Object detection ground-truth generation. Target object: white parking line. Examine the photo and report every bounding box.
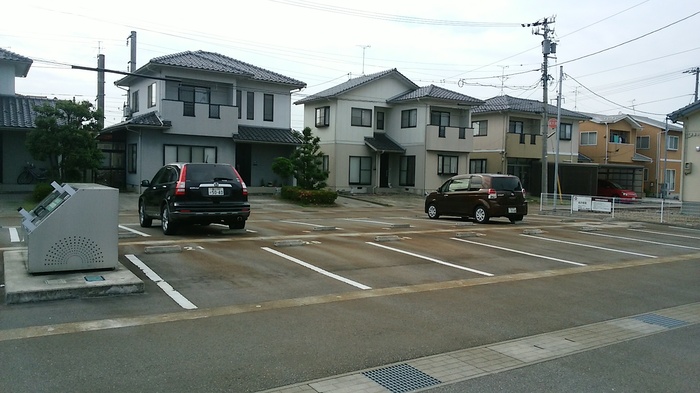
[629,228,700,240]
[124,254,197,309]
[581,231,700,250]
[9,227,20,243]
[366,242,494,276]
[119,225,151,237]
[262,247,371,290]
[342,218,394,226]
[451,237,587,266]
[520,234,657,258]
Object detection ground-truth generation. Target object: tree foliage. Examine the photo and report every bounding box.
[273,127,328,190]
[26,100,103,182]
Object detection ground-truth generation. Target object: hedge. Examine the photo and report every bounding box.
[280,186,338,205]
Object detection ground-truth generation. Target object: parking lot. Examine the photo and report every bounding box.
[1,193,700,392]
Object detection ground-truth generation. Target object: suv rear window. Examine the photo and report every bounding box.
[186,164,238,183]
[491,177,522,192]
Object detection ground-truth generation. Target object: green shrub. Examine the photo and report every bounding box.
[32,182,53,202]
[280,186,337,205]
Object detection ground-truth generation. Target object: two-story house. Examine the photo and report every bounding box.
[99,50,306,191]
[294,69,483,195]
[470,95,590,193]
[578,113,655,196]
[0,48,54,192]
[628,115,683,198]
[669,100,700,209]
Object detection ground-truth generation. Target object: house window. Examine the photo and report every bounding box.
[376,111,385,130]
[209,104,220,119]
[349,156,372,185]
[131,90,139,113]
[236,90,242,119]
[263,94,274,122]
[580,131,597,145]
[667,135,679,150]
[164,145,217,165]
[399,156,416,186]
[636,135,650,149]
[431,111,450,138]
[401,109,417,128]
[315,106,330,127]
[127,143,137,174]
[247,91,254,120]
[665,169,676,191]
[470,159,487,173]
[459,127,466,139]
[559,123,572,140]
[643,168,649,181]
[438,155,458,175]
[322,155,329,173]
[509,120,523,134]
[179,85,210,117]
[472,120,487,136]
[147,83,156,108]
[351,108,372,127]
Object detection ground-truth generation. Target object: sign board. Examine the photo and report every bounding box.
[572,195,612,213]
[548,118,557,129]
[572,195,591,212]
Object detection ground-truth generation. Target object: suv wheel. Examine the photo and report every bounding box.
[139,201,152,228]
[161,205,177,235]
[427,204,440,219]
[474,205,489,224]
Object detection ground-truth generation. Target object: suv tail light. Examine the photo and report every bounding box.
[487,188,497,199]
[175,165,187,196]
[232,165,248,196]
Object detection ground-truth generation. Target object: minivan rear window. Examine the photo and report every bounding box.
[491,177,522,191]
[186,164,238,183]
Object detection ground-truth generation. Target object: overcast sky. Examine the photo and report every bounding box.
[3,0,699,129]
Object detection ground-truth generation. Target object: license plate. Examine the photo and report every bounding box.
[508,207,517,214]
[208,187,224,196]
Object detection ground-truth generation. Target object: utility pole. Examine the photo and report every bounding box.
[684,67,699,102]
[524,17,556,196]
[127,31,137,72]
[357,45,370,75]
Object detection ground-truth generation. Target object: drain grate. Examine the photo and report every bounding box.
[633,313,688,329]
[362,363,441,393]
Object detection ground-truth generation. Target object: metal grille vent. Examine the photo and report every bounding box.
[43,236,105,267]
[362,364,441,393]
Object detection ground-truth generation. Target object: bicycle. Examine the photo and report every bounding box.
[17,162,49,184]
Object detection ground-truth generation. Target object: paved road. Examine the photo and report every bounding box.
[1,192,699,392]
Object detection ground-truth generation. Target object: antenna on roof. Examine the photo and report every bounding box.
[357,45,371,75]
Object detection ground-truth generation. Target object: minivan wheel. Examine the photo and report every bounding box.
[474,206,489,224]
[139,201,152,228]
[427,204,440,219]
[161,205,177,235]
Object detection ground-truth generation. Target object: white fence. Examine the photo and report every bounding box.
[539,193,700,226]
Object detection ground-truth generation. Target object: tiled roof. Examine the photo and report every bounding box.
[472,95,590,120]
[149,51,306,88]
[388,85,483,105]
[668,100,700,122]
[294,69,417,105]
[630,114,683,132]
[581,112,643,130]
[233,126,303,145]
[0,95,55,129]
[0,48,32,77]
[99,111,171,135]
[364,133,405,153]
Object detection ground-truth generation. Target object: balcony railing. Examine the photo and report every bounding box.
[425,125,472,152]
[505,133,542,159]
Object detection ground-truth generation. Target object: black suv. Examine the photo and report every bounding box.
[425,174,527,223]
[139,163,250,234]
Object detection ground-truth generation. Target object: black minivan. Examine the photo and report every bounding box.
[139,163,250,234]
[425,174,527,223]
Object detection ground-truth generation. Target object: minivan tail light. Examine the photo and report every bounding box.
[175,165,187,196]
[487,188,497,199]
[232,165,248,196]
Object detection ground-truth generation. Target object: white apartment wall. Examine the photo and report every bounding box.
[681,113,700,203]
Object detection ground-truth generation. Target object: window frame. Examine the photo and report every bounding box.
[667,135,679,151]
[163,144,218,165]
[376,111,385,130]
[349,156,372,185]
[437,155,458,175]
[472,120,487,136]
[236,90,242,119]
[315,106,330,127]
[509,120,524,134]
[636,135,650,150]
[665,168,676,191]
[147,82,156,108]
[559,123,572,141]
[246,91,255,120]
[351,108,372,127]
[399,155,416,186]
[401,109,417,128]
[580,131,597,146]
[469,159,487,173]
[127,143,137,174]
[263,93,274,122]
[131,90,139,113]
